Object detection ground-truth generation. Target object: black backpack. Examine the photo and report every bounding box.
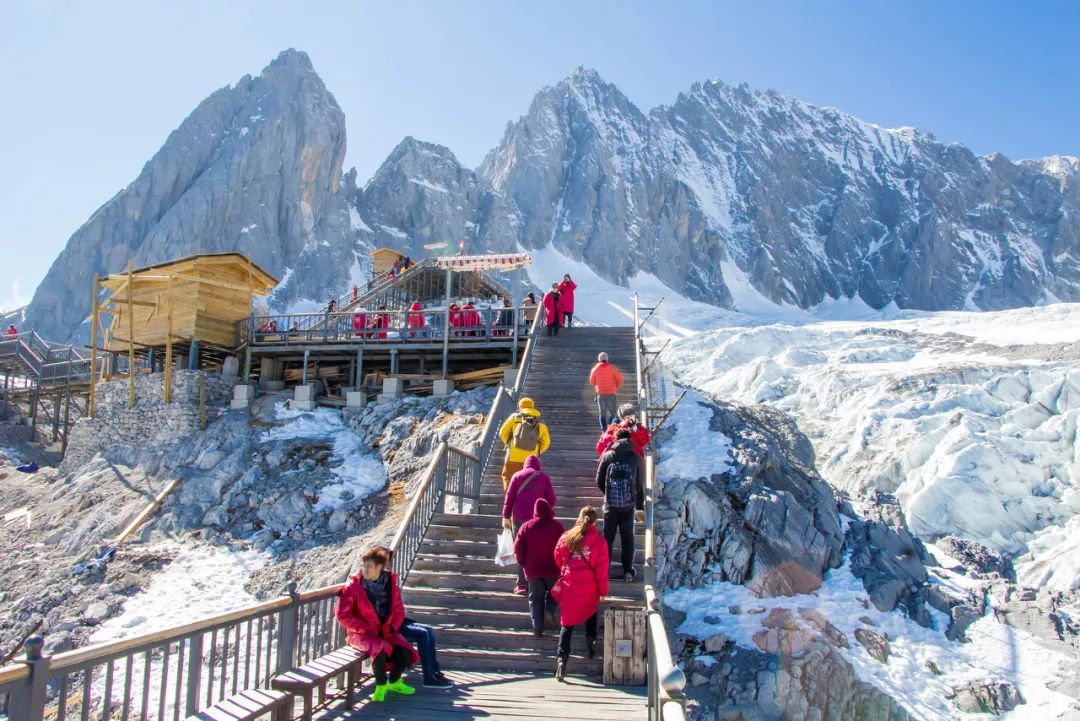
[605,460,635,509]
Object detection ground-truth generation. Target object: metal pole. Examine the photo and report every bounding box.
[511,307,520,367]
[302,349,310,385]
[244,314,253,382]
[442,268,452,377]
[89,273,99,418]
[356,348,364,392]
[164,295,173,404]
[126,259,135,408]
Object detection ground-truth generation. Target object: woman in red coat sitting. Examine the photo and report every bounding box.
[552,505,609,681]
[335,546,419,703]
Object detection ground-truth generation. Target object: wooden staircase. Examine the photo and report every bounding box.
[401,326,642,677]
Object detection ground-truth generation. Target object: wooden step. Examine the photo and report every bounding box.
[401,587,639,614]
[406,570,640,596]
[434,647,602,675]
[411,554,645,578]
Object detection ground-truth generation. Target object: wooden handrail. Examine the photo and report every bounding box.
[47,596,293,674]
[0,663,27,685]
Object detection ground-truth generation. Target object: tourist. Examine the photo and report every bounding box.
[5,324,16,336]
[496,298,514,336]
[498,397,551,490]
[448,303,463,337]
[596,403,651,457]
[514,498,565,637]
[557,274,577,328]
[589,352,624,431]
[596,428,644,582]
[406,301,425,337]
[327,297,337,314]
[522,293,538,325]
[502,455,556,594]
[352,284,359,302]
[553,506,608,681]
[542,284,561,337]
[335,546,419,703]
[462,301,480,337]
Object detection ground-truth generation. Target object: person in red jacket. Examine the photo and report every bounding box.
[514,498,565,637]
[557,274,577,328]
[596,403,651,457]
[406,302,425,337]
[448,303,463,337]
[542,284,561,337]
[462,302,480,337]
[589,352,624,431]
[6,324,17,336]
[335,546,419,703]
[553,505,609,681]
[502,455,557,594]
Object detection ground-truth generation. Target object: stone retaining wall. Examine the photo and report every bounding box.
[62,370,238,472]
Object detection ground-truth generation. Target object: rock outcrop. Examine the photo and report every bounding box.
[656,399,844,596]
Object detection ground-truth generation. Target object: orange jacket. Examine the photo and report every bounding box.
[589,361,624,395]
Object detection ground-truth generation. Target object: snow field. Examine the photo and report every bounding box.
[264,402,387,512]
[659,306,1080,591]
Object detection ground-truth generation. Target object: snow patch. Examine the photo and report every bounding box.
[657,390,734,481]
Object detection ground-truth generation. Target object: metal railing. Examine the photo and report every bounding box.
[238,306,530,348]
[0,303,549,721]
[635,294,687,721]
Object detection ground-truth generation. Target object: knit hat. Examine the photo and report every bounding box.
[618,403,636,419]
[518,397,536,411]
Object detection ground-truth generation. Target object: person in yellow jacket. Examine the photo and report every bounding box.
[498,397,551,490]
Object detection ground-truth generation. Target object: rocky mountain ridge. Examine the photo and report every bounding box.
[21,52,1080,342]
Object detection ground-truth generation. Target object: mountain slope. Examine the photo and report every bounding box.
[478,71,1080,312]
[25,49,360,341]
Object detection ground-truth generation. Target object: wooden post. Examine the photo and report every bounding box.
[89,273,99,418]
[164,286,173,404]
[198,375,206,430]
[126,260,135,408]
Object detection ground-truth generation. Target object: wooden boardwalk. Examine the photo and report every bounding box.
[323,326,648,717]
[322,670,646,720]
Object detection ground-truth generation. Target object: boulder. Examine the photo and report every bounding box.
[946,682,1024,714]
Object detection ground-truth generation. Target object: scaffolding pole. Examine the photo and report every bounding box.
[126,260,135,408]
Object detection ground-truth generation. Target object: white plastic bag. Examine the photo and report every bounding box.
[494,528,516,567]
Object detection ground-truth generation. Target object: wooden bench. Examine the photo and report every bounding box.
[272,647,367,721]
[187,688,292,721]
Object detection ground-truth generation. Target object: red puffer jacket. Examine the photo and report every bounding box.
[596,419,651,457]
[557,279,577,313]
[542,292,560,325]
[514,498,565,581]
[553,525,610,626]
[335,572,419,666]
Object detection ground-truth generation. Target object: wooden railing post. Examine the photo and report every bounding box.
[185,633,204,717]
[276,582,300,674]
[8,636,48,721]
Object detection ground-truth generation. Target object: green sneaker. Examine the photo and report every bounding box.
[372,684,388,703]
[387,679,416,696]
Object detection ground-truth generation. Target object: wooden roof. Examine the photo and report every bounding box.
[370,247,406,258]
[100,253,278,294]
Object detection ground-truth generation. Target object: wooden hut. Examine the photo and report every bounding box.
[98,253,278,353]
[370,247,407,275]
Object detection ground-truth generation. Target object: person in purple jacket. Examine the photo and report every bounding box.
[514,498,566,636]
[501,454,556,594]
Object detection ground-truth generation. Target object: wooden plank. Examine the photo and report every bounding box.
[603,609,614,683]
[630,609,646,685]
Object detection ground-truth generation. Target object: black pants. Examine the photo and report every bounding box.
[558,613,598,658]
[547,322,559,336]
[527,577,557,633]
[562,311,573,327]
[372,644,411,685]
[604,507,636,575]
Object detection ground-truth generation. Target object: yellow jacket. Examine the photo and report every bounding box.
[499,410,551,463]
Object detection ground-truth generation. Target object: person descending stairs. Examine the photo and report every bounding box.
[400,325,642,677]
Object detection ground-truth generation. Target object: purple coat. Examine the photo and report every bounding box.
[502,455,556,523]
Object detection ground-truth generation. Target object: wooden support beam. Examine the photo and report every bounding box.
[127,260,136,408]
[89,273,99,418]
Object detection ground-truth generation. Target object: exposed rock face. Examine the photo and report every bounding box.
[936,535,1015,581]
[843,492,936,627]
[24,49,360,342]
[25,60,1080,342]
[946,682,1024,714]
[656,400,844,596]
[480,68,1080,312]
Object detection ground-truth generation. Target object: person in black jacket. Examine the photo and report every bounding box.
[595,428,645,581]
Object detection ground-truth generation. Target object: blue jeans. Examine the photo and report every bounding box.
[400,618,440,680]
[597,394,618,431]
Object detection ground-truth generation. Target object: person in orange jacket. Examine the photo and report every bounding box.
[588,352,624,431]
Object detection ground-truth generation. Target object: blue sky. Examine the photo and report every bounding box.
[1,0,1078,315]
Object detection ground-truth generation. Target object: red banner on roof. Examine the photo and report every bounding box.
[434,253,532,272]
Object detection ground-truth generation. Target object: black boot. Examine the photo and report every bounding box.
[587,637,598,659]
[555,655,567,682]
